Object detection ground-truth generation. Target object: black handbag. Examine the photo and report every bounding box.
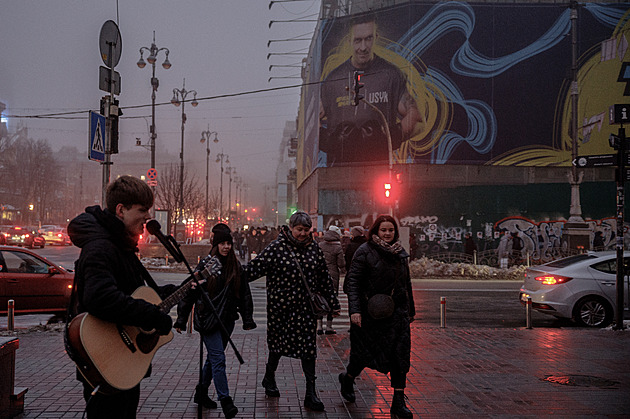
[367,290,395,319]
[291,251,331,317]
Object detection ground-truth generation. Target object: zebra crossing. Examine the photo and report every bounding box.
[167,280,352,332]
[246,281,352,331]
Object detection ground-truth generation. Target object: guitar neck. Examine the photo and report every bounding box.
[158,279,195,313]
[156,259,220,313]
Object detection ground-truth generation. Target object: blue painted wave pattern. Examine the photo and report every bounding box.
[427,68,497,164]
[389,1,624,164]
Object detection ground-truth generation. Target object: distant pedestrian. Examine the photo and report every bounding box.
[341,230,352,253]
[464,232,477,257]
[593,231,605,250]
[318,226,346,334]
[511,232,523,264]
[344,226,366,268]
[246,228,260,260]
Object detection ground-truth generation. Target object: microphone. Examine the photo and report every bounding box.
[146,220,184,263]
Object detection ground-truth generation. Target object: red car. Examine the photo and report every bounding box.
[2,226,46,248]
[0,246,73,317]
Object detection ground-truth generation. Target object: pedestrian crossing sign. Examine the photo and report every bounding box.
[89,111,106,162]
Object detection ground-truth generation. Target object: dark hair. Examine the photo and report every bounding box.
[349,13,377,29]
[289,211,312,228]
[210,243,241,298]
[105,175,153,212]
[367,215,399,243]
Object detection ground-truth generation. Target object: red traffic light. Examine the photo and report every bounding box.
[384,182,392,199]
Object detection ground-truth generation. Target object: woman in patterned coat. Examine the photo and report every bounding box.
[244,211,340,411]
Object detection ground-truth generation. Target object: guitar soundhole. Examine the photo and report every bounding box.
[136,332,160,354]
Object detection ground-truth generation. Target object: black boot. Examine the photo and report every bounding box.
[262,364,280,397]
[220,396,238,419]
[338,372,356,402]
[193,384,217,409]
[304,379,325,411]
[390,390,413,418]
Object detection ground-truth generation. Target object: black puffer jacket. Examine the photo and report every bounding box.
[344,240,415,374]
[67,206,174,330]
[174,254,256,334]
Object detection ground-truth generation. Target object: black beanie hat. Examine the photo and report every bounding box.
[212,223,233,247]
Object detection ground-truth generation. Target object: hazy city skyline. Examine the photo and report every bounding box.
[0,1,319,201]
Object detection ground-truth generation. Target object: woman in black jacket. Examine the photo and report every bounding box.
[174,224,256,419]
[340,215,415,418]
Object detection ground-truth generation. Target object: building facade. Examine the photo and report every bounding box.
[295,0,630,256]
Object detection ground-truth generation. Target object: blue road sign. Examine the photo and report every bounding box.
[89,111,106,162]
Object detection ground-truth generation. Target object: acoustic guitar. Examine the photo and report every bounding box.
[66,257,221,394]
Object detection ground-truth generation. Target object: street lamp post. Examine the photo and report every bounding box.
[226,167,236,223]
[200,126,219,221]
[137,32,171,198]
[216,152,229,222]
[234,176,241,226]
[171,79,198,241]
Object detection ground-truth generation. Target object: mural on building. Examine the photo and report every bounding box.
[298,2,630,184]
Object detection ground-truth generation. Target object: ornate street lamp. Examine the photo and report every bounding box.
[216,152,229,221]
[137,32,171,185]
[171,79,198,241]
[200,126,219,221]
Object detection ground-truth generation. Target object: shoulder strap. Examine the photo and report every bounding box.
[132,253,161,292]
[289,249,315,299]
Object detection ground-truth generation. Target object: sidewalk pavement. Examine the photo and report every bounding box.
[6,322,630,418]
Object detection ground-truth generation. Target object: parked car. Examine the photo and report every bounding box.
[519,251,630,327]
[0,245,73,316]
[41,225,71,246]
[3,226,46,248]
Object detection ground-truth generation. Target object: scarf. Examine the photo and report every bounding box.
[282,225,313,249]
[372,234,404,254]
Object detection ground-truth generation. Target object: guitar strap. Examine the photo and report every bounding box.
[133,255,161,292]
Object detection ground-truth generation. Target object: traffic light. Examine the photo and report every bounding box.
[384,182,392,201]
[110,99,122,154]
[352,71,364,106]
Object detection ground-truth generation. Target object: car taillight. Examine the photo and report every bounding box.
[57,233,62,237]
[535,274,572,285]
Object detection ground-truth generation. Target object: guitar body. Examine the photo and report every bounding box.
[67,286,174,393]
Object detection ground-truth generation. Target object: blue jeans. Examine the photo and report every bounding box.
[201,322,235,400]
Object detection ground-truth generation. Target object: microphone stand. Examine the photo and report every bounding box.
[154,232,244,419]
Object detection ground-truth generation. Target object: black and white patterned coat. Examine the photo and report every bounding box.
[244,226,340,359]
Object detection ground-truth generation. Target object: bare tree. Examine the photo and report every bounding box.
[1,134,61,224]
[156,164,205,231]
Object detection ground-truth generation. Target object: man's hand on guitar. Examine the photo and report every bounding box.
[155,312,173,335]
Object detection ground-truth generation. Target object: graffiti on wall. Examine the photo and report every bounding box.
[321,213,627,259]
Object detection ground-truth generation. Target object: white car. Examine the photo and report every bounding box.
[519,251,629,327]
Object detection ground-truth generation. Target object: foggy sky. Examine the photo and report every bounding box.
[0,0,319,200]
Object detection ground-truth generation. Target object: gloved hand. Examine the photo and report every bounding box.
[155,312,173,335]
[242,320,257,330]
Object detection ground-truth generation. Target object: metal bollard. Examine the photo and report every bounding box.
[8,299,15,331]
[473,250,477,265]
[526,251,530,267]
[440,297,446,328]
[187,305,194,334]
[526,297,533,329]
